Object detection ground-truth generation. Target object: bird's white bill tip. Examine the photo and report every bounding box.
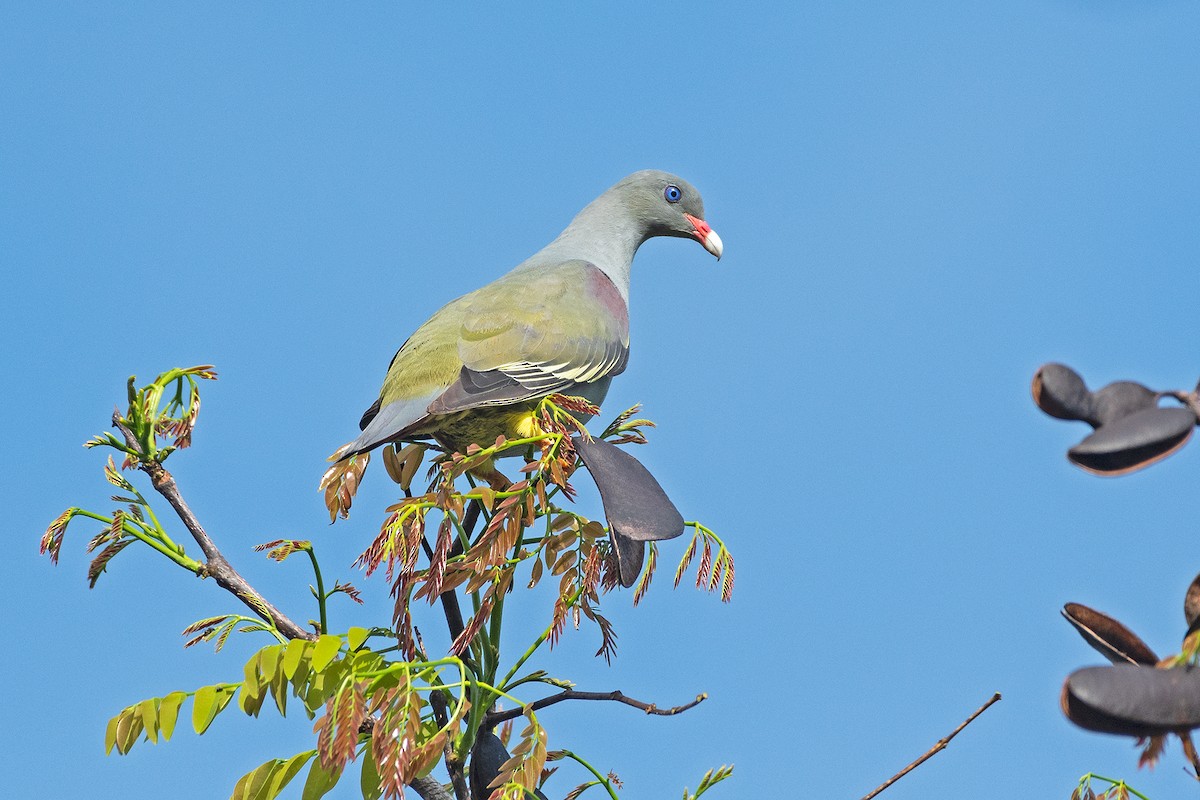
[703,228,724,260]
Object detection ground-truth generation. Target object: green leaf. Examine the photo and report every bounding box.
[214,685,237,715]
[259,644,283,682]
[292,656,313,702]
[283,638,309,680]
[347,627,369,651]
[311,634,343,673]
[360,745,382,800]
[104,714,119,756]
[158,692,186,741]
[351,649,384,673]
[193,686,217,734]
[231,759,280,800]
[115,707,144,754]
[302,659,348,713]
[240,678,267,717]
[301,758,342,800]
[269,663,289,717]
[193,685,235,734]
[266,751,316,799]
[139,698,159,744]
[244,652,265,702]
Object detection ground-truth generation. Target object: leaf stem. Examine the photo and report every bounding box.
[305,545,329,635]
[74,509,202,572]
[1079,774,1151,800]
[555,750,620,800]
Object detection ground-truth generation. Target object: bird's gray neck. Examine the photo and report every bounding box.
[529,193,649,303]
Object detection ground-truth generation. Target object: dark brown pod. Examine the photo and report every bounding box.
[1062,603,1159,665]
[469,731,548,800]
[1068,407,1195,476]
[1185,573,1200,635]
[1062,664,1200,737]
[1032,363,1092,421]
[573,436,685,587]
[1088,381,1160,427]
[610,533,647,589]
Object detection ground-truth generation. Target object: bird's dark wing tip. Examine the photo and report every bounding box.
[359,398,382,431]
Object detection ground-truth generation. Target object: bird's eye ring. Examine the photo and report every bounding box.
[663,184,682,203]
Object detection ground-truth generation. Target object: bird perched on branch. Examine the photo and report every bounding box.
[323,170,721,526]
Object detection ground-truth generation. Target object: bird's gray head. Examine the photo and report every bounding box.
[603,170,723,259]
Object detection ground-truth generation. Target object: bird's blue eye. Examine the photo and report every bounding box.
[664,184,682,203]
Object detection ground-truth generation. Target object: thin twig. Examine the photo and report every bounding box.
[484,689,708,727]
[112,414,315,641]
[859,692,1001,800]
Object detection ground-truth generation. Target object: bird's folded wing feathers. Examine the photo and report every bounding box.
[430,261,630,413]
[346,261,629,455]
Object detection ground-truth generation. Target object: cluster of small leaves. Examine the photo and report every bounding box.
[87,365,216,465]
[355,398,614,660]
[41,366,217,578]
[682,765,735,800]
[41,456,200,577]
[1071,774,1149,800]
[108,629,472,800]
[539,516,618,662]
[321,450,371,522]
[182,613,283,651]
[672,523,736,604]
[353,398,734,670]
[598,404,656,445]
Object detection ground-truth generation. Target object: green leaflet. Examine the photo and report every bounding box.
[259,645,283,682]
[267,751,316,799]
[231,759,279,800]
[269,663,289,717]
[104,715,118,756]
[239,679,267,717]
[282,638,309,680]
[347,627,370,651]
[113,707,143,755]
[360,745,383,800]
[139,698,159,744]
[311,634,343,673]
[243,650,265,702]
[192,686,217,733]
[193,685,235,735]
[223,749,317,799]
[301,757,342,800]
[158,692,186,741]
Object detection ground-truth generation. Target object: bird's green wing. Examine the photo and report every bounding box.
[429,260,629,414]
[346,260,628,456]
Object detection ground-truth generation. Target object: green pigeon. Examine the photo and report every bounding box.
[339,170,722,461]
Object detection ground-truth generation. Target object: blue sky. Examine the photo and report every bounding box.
[5,2,1200,798]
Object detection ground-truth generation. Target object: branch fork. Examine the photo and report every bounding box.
[112,412,314,642]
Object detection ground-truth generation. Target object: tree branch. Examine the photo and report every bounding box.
[484,689,708,728]
[859,692,1001,800]
[112,413,315,641]
[409,775,453,800]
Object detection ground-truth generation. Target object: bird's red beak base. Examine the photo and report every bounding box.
[684,213,723,260]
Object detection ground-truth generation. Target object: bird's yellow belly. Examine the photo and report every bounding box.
[430,404,544,453]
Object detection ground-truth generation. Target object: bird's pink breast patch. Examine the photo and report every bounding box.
[586,267,629,337]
